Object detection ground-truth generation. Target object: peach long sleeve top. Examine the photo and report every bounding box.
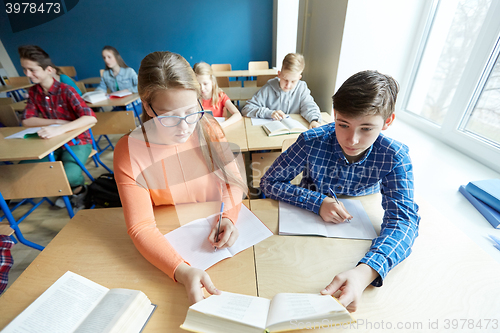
[113,127,244,280]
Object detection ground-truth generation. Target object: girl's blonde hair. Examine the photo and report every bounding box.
[138,51,247,195]
[193,61,222,107]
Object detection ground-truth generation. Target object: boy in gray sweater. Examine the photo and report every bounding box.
[241,53,322,129]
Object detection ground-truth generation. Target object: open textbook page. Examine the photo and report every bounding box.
[279,199,377,240]
[180,291,355,333]
[1,271,155,333]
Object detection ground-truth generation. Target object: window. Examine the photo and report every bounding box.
[401,0,500,172]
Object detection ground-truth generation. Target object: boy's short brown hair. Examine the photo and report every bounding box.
[282,53,305,74]
[333,70,399,120]
[18,45,56,70]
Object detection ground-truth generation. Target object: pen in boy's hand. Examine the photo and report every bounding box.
[328,188,351,223]
[214,202,224,252]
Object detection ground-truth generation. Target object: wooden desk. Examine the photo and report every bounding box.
[88,93,142,124]
[0,201,255,332]
[221,86,260,100]
[213,69,278,78]
[10,100,26,112]
[0,126,93,161]
[0,82,33,94]
[244,112,332,151]
[251,196,500,332]
[221,118,248,153]
[86,93,140,108]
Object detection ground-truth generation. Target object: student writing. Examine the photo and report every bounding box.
[18,45,96,197]
[241,53,322,129]
[113,51,247,305]
[95,46,138,94]
[193,61,242,128]
[260,70,420,312]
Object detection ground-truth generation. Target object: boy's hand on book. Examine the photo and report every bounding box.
[319,197,353,223]
[174,263,221,305]
[271,110,286,120]
[320,264,379,312]
[208,217,239,249]
[309,120,321,129]
[37,125,64,139]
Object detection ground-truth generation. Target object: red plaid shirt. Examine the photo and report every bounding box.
[22,79,96,145]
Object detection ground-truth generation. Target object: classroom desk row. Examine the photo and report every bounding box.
[1,194,499,332]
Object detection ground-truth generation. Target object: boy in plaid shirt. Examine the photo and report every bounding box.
[18,45,96,193]
[261,70,420,312]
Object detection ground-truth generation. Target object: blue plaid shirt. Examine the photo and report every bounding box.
[260,124,420,286]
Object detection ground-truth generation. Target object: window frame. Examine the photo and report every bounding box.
[397,0,500,173]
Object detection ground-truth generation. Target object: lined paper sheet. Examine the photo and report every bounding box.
[250,118,274,126]
[164,205,272,270]
[279,199,377,240]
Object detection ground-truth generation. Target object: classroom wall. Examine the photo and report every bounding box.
[0,0,273,80]
[335,0,430,112]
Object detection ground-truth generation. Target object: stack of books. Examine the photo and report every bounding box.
[459,179,500,228]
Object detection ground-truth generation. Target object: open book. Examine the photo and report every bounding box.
[1,271,156,333]
[165,205,272,270]
[279,200,377,240]
[180,291,355,333]
[82,91,108,104]
[4,124,61,139]
[263,117,307,137]
[109,90,133,98]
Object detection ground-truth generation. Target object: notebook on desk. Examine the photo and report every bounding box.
[279,200,377,240]
[164,205,273,270]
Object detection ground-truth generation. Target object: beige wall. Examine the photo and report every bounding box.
[0,39,19,78]
[297,0,348,113]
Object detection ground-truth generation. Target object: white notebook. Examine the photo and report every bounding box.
[165,205,272,270]
[279,200,377,240]
[263,117,307,137]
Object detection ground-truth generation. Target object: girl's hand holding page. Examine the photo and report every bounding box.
[174,263,221,305]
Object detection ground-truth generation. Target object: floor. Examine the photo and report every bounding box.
[3,119,500,293]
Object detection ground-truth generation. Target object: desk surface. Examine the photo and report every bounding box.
[0,83,33,94]
[221,117,248,152]
[244,112,332,151]
[251,196,500,332]
[87,93,140,108]
[0,125,93,161]
[213,69,278,78]
[0,201,255,332]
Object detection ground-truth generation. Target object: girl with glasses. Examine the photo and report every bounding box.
[113,51,247,305]
[193,61,242,128]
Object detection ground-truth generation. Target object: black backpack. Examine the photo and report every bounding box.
[84,173,122,208]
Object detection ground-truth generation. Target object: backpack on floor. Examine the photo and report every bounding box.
[84,173,121,208]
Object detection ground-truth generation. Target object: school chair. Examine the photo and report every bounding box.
[75,81,87,94]
[245,61,270,87]
[59,66,78,81]
[0,104,21,127]
[248,61,269,71]
[0,161,73,250]
[212,64,241,88]
[5,77,30,101]
[257,75,277,87]
[89,111,136,173]
[0,98,14,105]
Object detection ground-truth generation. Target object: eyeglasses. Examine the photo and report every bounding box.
[149,100,205,127]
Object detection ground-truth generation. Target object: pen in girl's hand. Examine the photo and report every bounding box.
[214,202,224,252]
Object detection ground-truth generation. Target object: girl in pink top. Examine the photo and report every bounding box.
[113,51,247,304]
[193,62,242,128]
